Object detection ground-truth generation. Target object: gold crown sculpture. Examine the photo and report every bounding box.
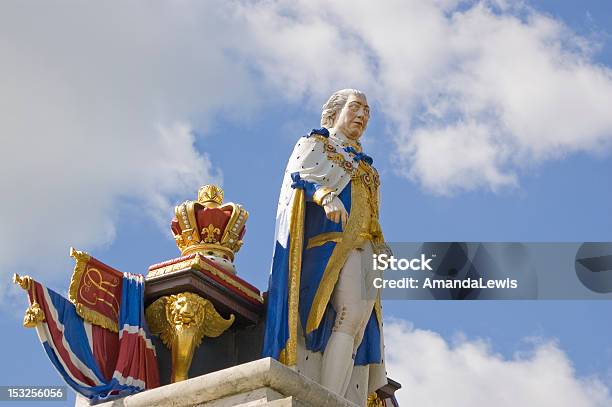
[171,185,248,262]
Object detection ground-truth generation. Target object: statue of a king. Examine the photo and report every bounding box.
[263,89,387,406]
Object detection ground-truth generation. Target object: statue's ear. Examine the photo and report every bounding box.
[329,113,336,127]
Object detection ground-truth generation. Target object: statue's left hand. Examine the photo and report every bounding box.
[323,196,348,228]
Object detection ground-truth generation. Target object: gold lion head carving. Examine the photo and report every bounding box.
[145,292,235,348]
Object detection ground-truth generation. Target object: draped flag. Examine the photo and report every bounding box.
[15,249,159,402]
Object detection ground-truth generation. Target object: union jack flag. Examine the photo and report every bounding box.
[22,272,159,402]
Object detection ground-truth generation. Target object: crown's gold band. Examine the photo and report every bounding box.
[182,243,235,261]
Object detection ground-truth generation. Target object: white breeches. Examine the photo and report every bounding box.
[330,247,377,350]
[321,244,380,403]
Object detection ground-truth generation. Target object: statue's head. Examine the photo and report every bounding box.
[321,89,369,140]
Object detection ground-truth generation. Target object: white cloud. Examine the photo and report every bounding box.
[385,319,612,406]
[0,2,254,290]
[234,0,612,195]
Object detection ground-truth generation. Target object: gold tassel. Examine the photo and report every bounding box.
[23,301,45,327]
[13,273,45,328]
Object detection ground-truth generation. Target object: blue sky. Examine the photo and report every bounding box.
[1,1,612,406]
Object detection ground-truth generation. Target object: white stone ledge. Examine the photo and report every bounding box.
[90,358,356,407]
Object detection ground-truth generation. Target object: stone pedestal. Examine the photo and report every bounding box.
[79,358,358,407]
[143,253,266,385]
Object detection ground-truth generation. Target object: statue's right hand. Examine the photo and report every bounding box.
[323,197,348,228]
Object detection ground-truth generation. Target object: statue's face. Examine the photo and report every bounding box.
[334,94,370,140]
